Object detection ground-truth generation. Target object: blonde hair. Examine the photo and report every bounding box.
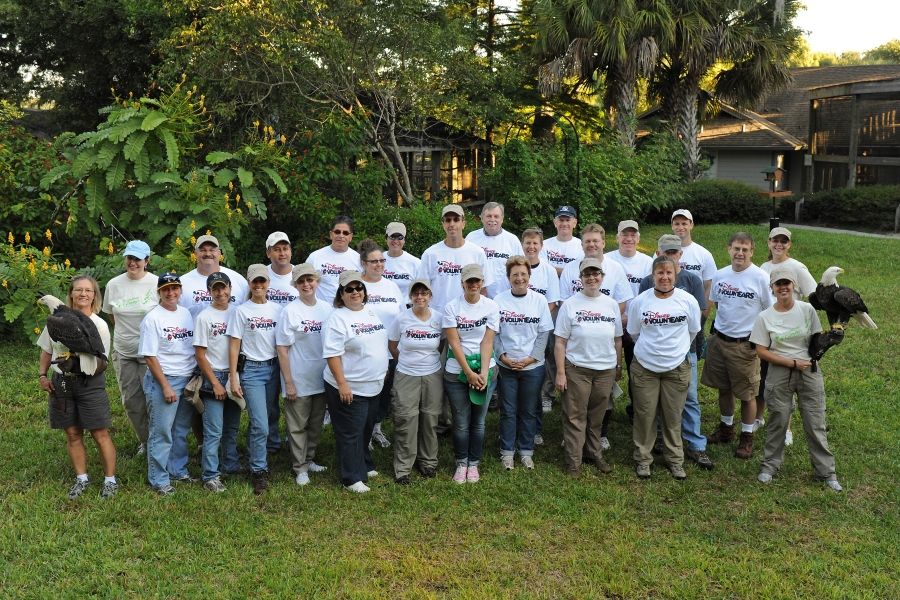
[505,255,531,277]
[69,275,102,314]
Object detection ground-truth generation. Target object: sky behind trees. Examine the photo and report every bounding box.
[790,0,894,54]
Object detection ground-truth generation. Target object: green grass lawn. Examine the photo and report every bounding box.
[1,224,897,598]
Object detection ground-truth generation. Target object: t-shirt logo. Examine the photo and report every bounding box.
[351,322,385,335]
[546,250,575,265]
[641,310,687,325]
[112,290,155,309]
[500,310,539,324]
[211,322,227,337]
[574,310,615,324]
[681,262,701,271]
[367,294,398,304]
[717,282,756,299]
[320,263,347,276]
[384,270,410,281]
[300,319,323,333]
[529,284,548,296]
[248,316,276,330]
[163,326,193,341]
[483,247,511,260]
[571,279,584,293]
[436,260,463,275]
[405,328,441,340]
[456,315,488,330]
[192,289,236,304]
[267,289,297,304]
[627,274,642,284]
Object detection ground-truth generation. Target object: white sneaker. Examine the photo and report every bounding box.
[308,462,328,473]
[521,456,535,470]
[367,470,379,478]
[344,481,370,493]
[322,410,331,426]
[785,429,794,446]
[533,434,544,446]
[136,443,146,457]
[541,398,552,414]
[600,437,611,451]
[758,471,773,484]
[371,427,391,448]
[295,472,311,486]
[501,455,514,470]
[753,418,765,433]
[825,478,843,492]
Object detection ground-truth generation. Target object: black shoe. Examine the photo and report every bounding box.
[395,475,411,485]
[416,465,437,478]
[251,472,269,495]
[652,437,664,455]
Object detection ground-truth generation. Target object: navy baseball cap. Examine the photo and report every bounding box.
[206,271,232,290]
[157,272,181,289]
[555,205,577,218]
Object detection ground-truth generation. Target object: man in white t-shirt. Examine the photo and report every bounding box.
[265,231,297,307]
[541,205,583,275]
[671,209,717,301]
[416,204,491,313]
[383,221,421,299]
[465,202,523,298]
[702,232,772,459]
[306,215,361,303]
[178,235,249,318]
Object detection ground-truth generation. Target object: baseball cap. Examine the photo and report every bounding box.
[617,220,640,233]
[195,234,220,250]
[657,234,683,252]
[338,270,364,287]
[461,264,484,281]
[386,222,407,237]
[122,240,151,260]
[768,227,792,240]
[671,209,693,222]
[157,272,181,289]
[291,263,318,283]
[441,204,465,218]
[555,205,577,218]
[579,257,605,274]
[408,279,432,297]
[206,272,231,290]
[769,265,798,286]
[246,263,270,282]
[266,231,290,248]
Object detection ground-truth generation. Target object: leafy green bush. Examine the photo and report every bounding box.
[792,185,900,232]
[646,179,771,224]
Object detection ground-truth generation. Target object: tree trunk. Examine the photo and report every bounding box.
[607,59,638,149]
[673,73,702,180]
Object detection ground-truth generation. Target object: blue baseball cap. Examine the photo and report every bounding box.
[157,272,181,290]
[122,240,152,259]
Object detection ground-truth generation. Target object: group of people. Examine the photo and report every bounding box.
[37,202,843,498]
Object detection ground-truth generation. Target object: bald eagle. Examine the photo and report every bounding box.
[808,266,877,331]
[38,295,108,375]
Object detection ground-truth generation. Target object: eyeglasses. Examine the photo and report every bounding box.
[389,234,405,240]
[72,288,95,294]
[343,285,365,294]
[332,229,352,236]
[580,271,603,279]
[365,258,386,264]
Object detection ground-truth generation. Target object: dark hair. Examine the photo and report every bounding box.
[728,231,754,248]
[333,281,368,308]
[330,215,354,232]
[357,239,383,263]
[505,255,531,277]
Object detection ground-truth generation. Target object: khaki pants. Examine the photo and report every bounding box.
[392,371,444,478]
[561,360,615,470]
[631,359,690,468]
[283,392,326,475]
[112,350,149,444]
[760,364,836,480]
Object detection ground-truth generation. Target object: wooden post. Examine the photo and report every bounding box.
[847,94,861,189]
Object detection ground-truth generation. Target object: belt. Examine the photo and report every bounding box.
[245,358,277,366]
[716,331,750,343]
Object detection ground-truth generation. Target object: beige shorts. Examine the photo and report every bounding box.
[700,334,760,402]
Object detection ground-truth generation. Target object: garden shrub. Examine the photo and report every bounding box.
[791,185,900,232]
[646,179,771,224]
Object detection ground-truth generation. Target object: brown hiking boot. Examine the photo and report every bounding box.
[252,472,269,495]
[735,432,754,459]
[706,422,735,444]
[592,455,613,474]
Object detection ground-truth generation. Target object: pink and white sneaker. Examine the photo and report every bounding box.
[466,465,480,483]
[453,465,468,484]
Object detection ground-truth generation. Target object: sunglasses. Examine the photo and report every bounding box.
[332,229,353,236]
[343,285,365,294]
[389,234,405,240]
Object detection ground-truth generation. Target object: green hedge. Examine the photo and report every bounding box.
[782,185,900,232]
[646,179,771,224]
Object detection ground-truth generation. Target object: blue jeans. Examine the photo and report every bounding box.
[200,370,228,481]
[221,398,242,472]
[143,372,194,489]
[240,360,277,474]
[325,383,377,486]
[267,357,282,452]
[498,365,544,456]
[445,369,498,467]
[682,352,707,452]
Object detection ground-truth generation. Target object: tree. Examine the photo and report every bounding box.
[865,40,900,64]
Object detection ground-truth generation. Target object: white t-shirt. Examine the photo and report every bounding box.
[178,266,249,318]
[554,292,622,370]
[37,313,112,376]
[417,240,492,313]
[527,260,561,304]
[465,228,524,297]
[389,308,444,377]
[362,278,404,333]
[266,265,298,307]
[541,237,584,272]
[193,305,234,372]
[322,306,390,397]
[750,301,821,361]
[760,258,818,299]
[709,264,773,337]
[276,298,332,396]
[559,256,634,304]
[384,251,422,298]
[102,271,158,357]
[494,290,554,369]
[679,242,717,283]
[606,250,654,299]
[139,305,196,376]
[442,295,500,374]
[627,288,701,372]
[227,301,280,362]
[306,245,361,303]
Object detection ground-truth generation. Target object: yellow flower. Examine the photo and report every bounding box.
[25,231,31,244]
[42,246,50,257]
[19,247,26,256]
[206,229,212,235]
[42,262,48,271]
[235,194,241,203]
[34,327,41,335]
[253,120,260,128]
[45,229,52,241]
[51,264,58,272]
[286,151,291,158]
[28,262,36,276]
[7,232,13,244]
[268,139,275,146]
[228,181,234,191]
[280,135,287,144]
[2,279,7,288]
[64,258,71,268]
[245,201,253,209]
[176,237,183,247]
[190,252,196,263]
[190,220,197,230]
[107,241,114,255]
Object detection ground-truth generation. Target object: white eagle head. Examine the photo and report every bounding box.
[38,294,65,312]
[820,266,844,286]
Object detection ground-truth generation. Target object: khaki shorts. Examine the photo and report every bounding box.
[700,334,760,402]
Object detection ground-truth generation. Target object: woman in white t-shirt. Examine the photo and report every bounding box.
[388,279,444,484]
[626,256,701,480]
[750,266,841,492]
[443,264,500,485]
[322,270,390,493]
[102,239,157,453]
[554,258,623,477]
[275,263,332,486]
[494,256,554,470]
[140,273,197,496]
[228,264,281,495]
[38,275,118,499]
[358,239,404,450]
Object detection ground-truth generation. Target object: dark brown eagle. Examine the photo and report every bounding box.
[38,295,108,375]
[808,266,877,331]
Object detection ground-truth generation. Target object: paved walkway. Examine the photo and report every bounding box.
[781,223,900,240]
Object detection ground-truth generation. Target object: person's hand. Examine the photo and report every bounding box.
[555,372,567,393]
[794,359,812,371]
[40,375,54,393]
[466,370,485,391]
[338,382,353,404]
[230,376,244,400]
[284,382,298,402]
[614,364,623,381]
[212,380,227,401]
[163,383,178,403]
